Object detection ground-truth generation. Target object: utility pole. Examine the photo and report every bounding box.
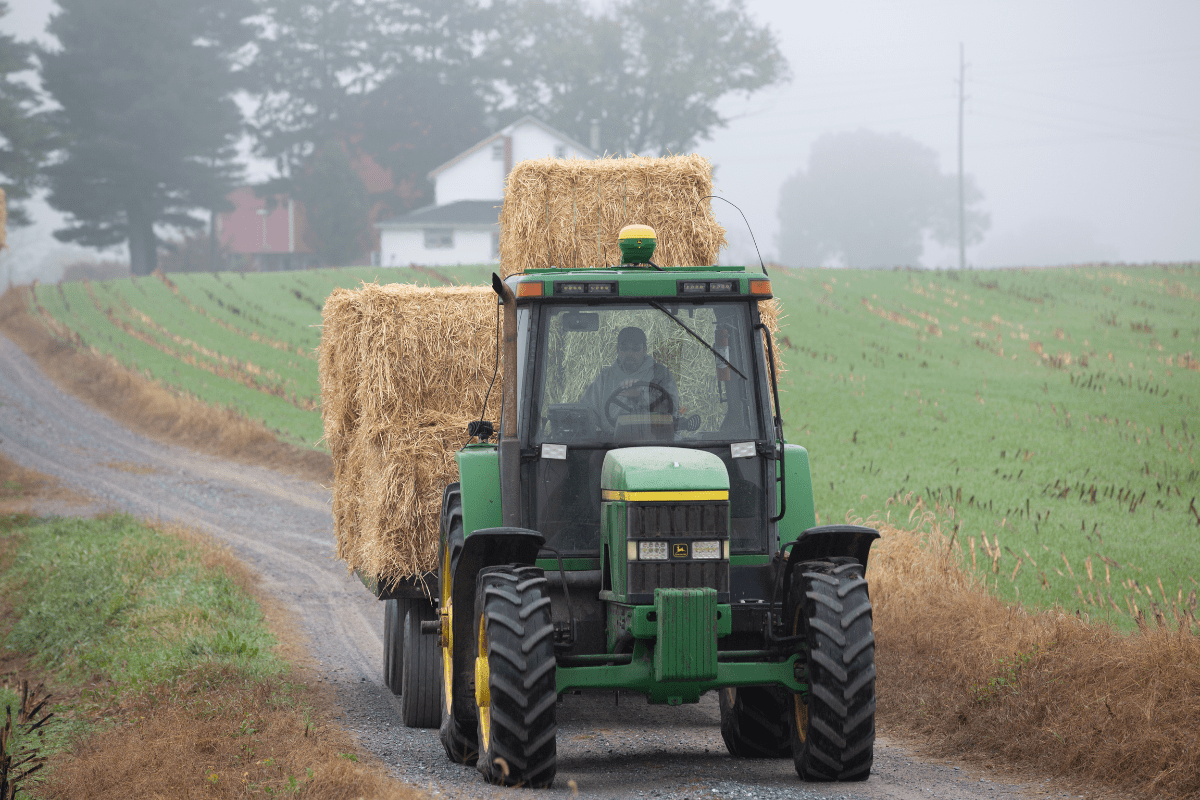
[957,43,966,271]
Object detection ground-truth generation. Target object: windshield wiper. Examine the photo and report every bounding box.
[647,300,748,381]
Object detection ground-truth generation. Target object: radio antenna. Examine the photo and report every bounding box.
[699,195,768,277]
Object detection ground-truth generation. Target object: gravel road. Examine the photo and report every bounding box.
[0,331,1065,800]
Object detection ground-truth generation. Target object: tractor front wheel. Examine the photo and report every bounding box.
[719,686,791,758]
[788,559,876,781]
[474,565,557,788]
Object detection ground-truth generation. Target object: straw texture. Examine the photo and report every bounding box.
[499,155,726,276]
[319,283,499,584]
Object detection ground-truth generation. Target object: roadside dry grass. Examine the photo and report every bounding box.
[868,498,1200,800]
[0,286,331,483]
[0,450,92,514]
[0,461,421,798]
[42,665,426,800]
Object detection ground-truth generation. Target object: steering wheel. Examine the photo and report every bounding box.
[603,381,675,427]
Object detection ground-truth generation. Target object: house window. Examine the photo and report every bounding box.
[555,144,566,158]
[424,229,454,249]
[492,142,504,160]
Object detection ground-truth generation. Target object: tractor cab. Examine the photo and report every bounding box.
[525,289,773,559]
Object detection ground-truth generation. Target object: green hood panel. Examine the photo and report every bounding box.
[601,447,729,493]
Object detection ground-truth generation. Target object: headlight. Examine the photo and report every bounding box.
[638,540,669,560]
[692,541,721,559]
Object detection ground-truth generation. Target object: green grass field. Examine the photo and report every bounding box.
[769,264,1200,628]
[32,262,1200,627]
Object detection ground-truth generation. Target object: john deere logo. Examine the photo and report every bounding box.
[672,542,689,559]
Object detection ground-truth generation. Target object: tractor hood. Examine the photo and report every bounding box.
[600,447,729,495]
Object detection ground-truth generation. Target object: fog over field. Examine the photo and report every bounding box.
[3,0,1198,277]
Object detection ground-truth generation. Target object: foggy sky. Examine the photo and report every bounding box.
[3,0,1198,278]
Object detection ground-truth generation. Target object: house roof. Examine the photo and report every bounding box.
[426,115,598,180]
[376,199,502,229]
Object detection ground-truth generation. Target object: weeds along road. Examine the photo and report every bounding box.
[0,331,1050,800]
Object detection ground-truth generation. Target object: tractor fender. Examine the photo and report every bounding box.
[449,527,545,660]
[786,524,880,573]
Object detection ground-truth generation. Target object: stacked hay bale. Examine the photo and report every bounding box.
[319,284,500,585]
[499,154,726,275]
[320,155,783,588]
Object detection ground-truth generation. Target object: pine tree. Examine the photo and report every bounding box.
[0,1,54,227]
[41,0,254,274]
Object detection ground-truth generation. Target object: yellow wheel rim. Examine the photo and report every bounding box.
[793,694,809,743]
[441,546,454,715]
[475,612,491,747]
[792,599,809,743]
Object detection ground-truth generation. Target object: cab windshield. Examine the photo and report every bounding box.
[525,300,768,557]
[533,302,761,446]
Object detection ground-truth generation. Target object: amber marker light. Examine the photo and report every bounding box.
[749,279,772,296]
[516,281,544,297]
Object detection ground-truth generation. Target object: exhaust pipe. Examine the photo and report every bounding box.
[492,273,521,528]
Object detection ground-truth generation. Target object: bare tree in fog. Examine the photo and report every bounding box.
[41,0,254,275]
[249,0,490,259]
[489,0,788,155]
[778,130,988,268]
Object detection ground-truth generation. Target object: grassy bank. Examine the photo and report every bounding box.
[0,512,421,799]
[870,498,1200,799]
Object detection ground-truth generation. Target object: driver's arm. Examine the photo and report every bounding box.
[658,367,681,416]
[578,369,613,431]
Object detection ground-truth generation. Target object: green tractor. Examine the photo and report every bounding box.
[380,239,879,788]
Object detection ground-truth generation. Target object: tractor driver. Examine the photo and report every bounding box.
[579,326,680,435]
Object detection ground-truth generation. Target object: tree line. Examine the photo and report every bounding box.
[0,0,787,274]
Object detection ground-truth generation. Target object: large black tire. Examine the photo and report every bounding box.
[383,598,413,695]
[788,559,875,782]
[474,565,557,788]
[719,686,791,758]
[438,486,478,765]
[401,602,442,728]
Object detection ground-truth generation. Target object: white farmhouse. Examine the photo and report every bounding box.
[377,116,596,267]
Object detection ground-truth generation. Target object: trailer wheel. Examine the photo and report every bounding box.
[788,559,875,782]
[383,598,412,695]
[474,565,557,788]
[401,602,442,728]
[719,686,791,758]
[438,487,478,765]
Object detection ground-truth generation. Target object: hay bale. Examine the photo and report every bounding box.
[319,283,500,584]
[499,155,727,276]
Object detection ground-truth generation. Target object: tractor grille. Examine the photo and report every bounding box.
[627,502,729,600]
[628,502,727,538]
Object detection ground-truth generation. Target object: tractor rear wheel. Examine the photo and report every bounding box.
[719,686,791,758]
[438,487,478,765]
[788,559,875,781]
[401,602,442,728]
[474,565,557,788]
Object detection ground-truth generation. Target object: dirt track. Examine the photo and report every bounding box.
[0,330,1063,800]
